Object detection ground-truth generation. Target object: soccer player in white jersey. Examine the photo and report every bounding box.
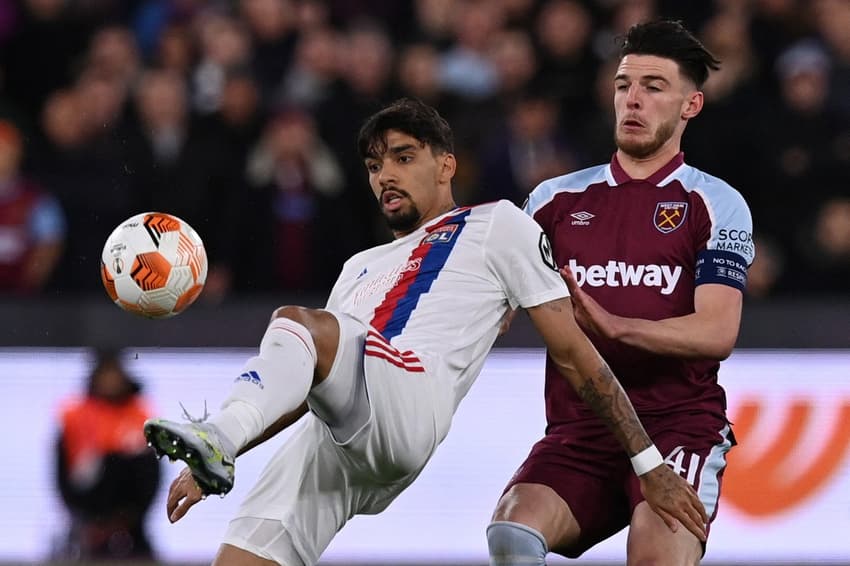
[144,98,707,566]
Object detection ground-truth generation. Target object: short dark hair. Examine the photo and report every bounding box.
[357,98,454,159]
[619,19,720,88]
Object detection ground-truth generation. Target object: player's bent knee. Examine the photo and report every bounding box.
[271,305,316,325]
[487,521,547,566]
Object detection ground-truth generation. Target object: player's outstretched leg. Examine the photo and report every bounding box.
[144,418,236,495]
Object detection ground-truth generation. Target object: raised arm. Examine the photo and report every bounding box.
[526,297,708,540]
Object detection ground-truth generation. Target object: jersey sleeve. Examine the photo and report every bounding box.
[485,200,569,309]
[324,258,354,310]
[29,193,66,243]
[694,181,755,291]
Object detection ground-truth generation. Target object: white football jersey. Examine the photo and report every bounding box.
[326,199,568,411]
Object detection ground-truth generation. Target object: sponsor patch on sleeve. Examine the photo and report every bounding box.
[539,233,557,271]
[695,249,748,291]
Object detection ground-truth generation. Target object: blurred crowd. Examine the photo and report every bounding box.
[0,0,848,301]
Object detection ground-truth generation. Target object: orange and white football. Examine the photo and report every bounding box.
[100,212,207,318]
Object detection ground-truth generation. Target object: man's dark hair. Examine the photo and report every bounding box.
[357,98,454,159]
[620,19,720,88]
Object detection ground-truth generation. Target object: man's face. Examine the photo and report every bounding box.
[613,54,696,159]
[364,130,448,235]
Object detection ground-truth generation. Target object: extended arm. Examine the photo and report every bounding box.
[526,298,652,456]
[527,297,708,539]
[564,267,742,359]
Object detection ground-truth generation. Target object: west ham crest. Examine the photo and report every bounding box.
[653,202,688,234]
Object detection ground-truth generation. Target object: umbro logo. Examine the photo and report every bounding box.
[357,267,368,279]
[235,370,264,389]
[570,211,595,226]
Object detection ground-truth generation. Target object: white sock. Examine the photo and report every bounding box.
[210,317,317,451]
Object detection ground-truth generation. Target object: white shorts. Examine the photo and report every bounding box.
[223,312,451,566]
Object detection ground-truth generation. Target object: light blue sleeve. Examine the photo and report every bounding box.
[29,195,66,242]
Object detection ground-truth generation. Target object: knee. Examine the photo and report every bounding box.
[487,521,547,566]
[271,305,313,324]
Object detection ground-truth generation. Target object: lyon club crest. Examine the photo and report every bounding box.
[653,202,688,234]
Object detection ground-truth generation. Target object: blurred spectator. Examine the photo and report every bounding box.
[684,7,761,197]
[786,197,850,295]
[0,120,65,294]
[191,12,252,114]
[125,68,242,302]
[277,25,341,110]
[244,107,345,290]
[296,0,331,31]
[488,28,538,99]
[54,349,160,561]
[31,75,135,294]
[411,0,455,46]
[746,233,786,299]
[496,0,538,28]
[201,66,266,165]
[439,0,502,99]
[577,56,619,165]
[315,20,398,248]
[811,0,850,119]
[755,41,849,239]
[133,0,206,61]
[479,91,579,205]
[749,0,810,93]
[239,0,299,108]
[85,25,142,93]
[152,22,196,76]
[532,0,598,117]
[593,0,657,60]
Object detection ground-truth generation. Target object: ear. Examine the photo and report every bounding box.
[682,90,704,120]
[438,152,457,183]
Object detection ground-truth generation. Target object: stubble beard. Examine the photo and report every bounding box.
[383,203,422,234]
[615,115,677,159]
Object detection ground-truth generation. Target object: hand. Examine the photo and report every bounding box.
[560,266,621,339]
[638,465,708,542]
[167,466,205,523]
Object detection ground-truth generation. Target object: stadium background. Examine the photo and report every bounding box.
[0,0,848,565]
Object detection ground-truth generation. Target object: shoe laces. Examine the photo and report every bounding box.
[179,400,210,424]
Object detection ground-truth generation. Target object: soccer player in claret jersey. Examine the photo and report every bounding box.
[144,98,706,566]
[488,20,754,566]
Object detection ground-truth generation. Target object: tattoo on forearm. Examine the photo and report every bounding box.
[576,364,650,455]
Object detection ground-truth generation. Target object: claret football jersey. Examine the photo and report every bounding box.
[525,153,754,423]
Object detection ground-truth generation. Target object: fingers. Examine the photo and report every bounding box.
[678,503,707,542]
[653,506,679,534]
[693,488,709,524]
[560,266,580,296]
[166,467,203,523]
[170,490,202,523]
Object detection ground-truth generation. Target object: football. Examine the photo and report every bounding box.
[100,212,208,318]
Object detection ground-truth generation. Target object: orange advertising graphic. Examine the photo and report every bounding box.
[724,399,850,517]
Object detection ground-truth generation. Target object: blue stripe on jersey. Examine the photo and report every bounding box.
[381,208,472,340]
[524,164,609,216]
[695,249,748,290]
